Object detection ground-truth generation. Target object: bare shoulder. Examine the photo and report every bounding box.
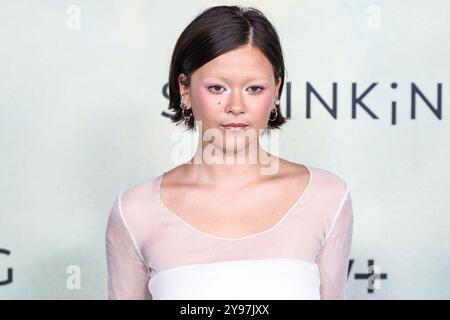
[276,158,311,181]
[276,159,349,194]
[158,163,193,188]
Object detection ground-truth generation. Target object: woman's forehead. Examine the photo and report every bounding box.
[193,49,274,81]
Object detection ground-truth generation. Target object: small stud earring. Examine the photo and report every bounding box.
[275,96,280,105]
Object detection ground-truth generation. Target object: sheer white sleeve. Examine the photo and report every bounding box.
[316,186,354,299]
[105,192,151,299]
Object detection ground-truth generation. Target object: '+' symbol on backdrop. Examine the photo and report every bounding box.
[352,259,388,293]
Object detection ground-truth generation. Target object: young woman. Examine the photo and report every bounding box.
[105,5,353,300]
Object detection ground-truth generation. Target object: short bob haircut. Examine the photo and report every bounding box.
[167,5,287,131]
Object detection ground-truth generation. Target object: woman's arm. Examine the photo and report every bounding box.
[105,192,152,299]
[316,186,354,299]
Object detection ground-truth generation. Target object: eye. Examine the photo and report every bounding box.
[208,85,226,95]
[247,86,265,94]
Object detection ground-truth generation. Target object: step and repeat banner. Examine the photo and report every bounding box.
[0,0,448,299]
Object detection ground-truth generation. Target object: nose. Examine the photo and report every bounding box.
[224,90,247,115]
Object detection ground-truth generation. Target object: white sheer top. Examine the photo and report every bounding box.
[105,165,354,300]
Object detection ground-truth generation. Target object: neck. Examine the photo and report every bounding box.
[183,129,280,189]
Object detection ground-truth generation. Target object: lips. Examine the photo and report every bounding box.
[221,124,249,133]
[221,123,249,128]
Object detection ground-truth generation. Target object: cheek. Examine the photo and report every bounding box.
[191,88,220,121]
[248,94,273,119]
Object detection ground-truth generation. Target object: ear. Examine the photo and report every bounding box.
[178,73,191,108]
[275,76,282,98]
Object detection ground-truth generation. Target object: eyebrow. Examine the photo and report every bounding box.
[203,75,271,82]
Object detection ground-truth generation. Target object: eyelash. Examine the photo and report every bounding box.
[207,85,265,95]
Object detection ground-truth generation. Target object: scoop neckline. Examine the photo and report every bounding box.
[155,164,313,241]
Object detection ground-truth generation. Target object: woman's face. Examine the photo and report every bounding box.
[178,44,282,155]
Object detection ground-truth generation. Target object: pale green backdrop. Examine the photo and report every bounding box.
[0,0,448,299]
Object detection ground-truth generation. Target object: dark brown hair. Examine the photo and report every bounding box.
[167,5,287,131]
